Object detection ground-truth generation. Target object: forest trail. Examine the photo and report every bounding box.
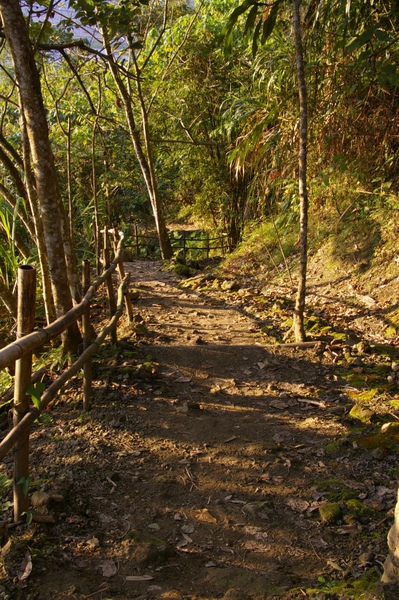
[1,259,394,599]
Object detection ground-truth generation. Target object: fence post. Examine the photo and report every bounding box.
[103,227,117,344]
[134,223,140,257]
[82,260,92,411]
[13,265,36,522]
[112,228,133,322]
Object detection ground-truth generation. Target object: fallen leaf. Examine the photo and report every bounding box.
[126,575,154,582]
[194,508,217,523]
[18,552,32,582]
[176,376,192,383]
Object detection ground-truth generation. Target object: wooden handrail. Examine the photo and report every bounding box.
[0,274,129,461]
[0,233,124,372]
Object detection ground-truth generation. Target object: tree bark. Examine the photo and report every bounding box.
[0,0,80,351]
[19,111,56,325]
[292,0,308,343]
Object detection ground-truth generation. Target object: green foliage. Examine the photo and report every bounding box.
[223,0,282,56]
[26,382,46,410]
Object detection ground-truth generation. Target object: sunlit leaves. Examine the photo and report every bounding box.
[70,0,145,39]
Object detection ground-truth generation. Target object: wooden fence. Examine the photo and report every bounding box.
[130,226,228,259]
[0,230,133,522]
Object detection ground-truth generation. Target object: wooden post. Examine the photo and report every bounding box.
[103,228,117,344]
[113,228,133,322]
[135,223,139,257]
[82,260,92,411]
[13,265,36,522]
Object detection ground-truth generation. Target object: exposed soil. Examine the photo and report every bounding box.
[1,257,399,600]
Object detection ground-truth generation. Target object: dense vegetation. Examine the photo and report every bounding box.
[0,0,398,334]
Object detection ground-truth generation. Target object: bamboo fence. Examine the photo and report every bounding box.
[0,230,132,521]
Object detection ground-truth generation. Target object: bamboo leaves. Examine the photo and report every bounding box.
[223,0,283,56]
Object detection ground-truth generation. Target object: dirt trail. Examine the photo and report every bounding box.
[0,260,394,599]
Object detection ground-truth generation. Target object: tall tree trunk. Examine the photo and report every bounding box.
[19,111,56,324]
[0,0,80,351]
[132,57,173,260]
[102,30,173,260]
[292,0,309,343]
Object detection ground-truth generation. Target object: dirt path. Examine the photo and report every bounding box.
[1,260,395,599]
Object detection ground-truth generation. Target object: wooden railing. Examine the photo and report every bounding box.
[130,226,228,259]
[0,230,133,522]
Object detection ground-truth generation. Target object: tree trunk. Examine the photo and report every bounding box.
[19,111,56,325]
[102,30,173,260]
[0,0,80,351]
[292,0,308,343]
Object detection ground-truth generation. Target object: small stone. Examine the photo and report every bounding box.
[31,491,50,509]
[371,448,387,460]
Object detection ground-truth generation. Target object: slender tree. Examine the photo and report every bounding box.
[0,0,81,351]
[292,0,308,342]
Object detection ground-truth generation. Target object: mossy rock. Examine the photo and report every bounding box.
[319,502,342,524]
[343,499,374,524]
[348,404,376,424]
